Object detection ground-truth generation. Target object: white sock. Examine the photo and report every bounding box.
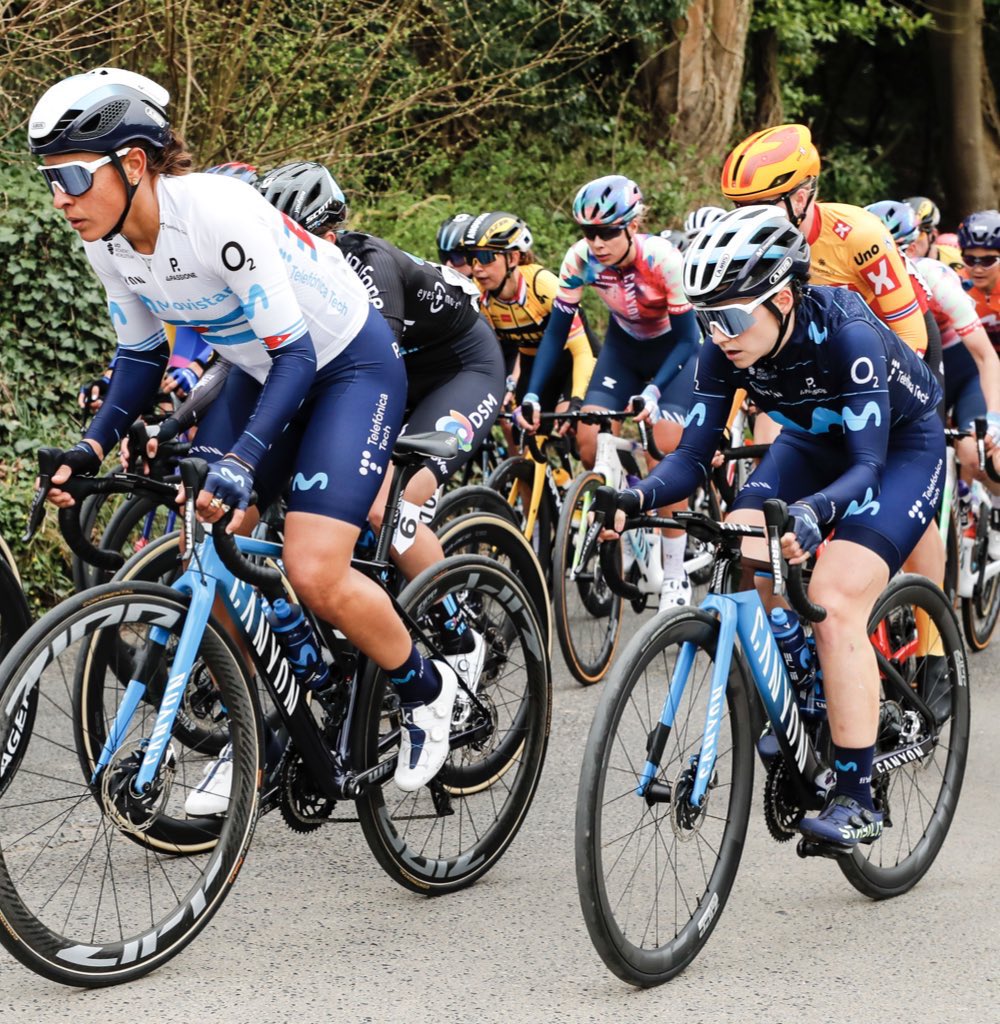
[661,533,686,577]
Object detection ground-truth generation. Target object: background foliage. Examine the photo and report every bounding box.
[0,0,996,610]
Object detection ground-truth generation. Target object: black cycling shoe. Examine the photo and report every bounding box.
[798,794,883,850]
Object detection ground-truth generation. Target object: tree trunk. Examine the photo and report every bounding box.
[928,0,997,216]
[750,25,782,128]
[637,0,753,152]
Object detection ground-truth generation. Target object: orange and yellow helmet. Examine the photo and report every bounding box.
[720,123,819,202]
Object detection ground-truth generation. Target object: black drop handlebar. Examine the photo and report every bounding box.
[586,487,826,623]
[512,401,666,462]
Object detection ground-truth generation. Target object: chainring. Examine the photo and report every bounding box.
[763,758,803,843]
[278,752,335,833]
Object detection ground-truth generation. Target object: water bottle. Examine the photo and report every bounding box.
[769,607,813,699]
[958,479,972,534]
[265,598,331,690]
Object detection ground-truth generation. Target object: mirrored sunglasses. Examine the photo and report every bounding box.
[580,224,626,242]
[439,249,468,267]
[468,249,502,266]
[962,253,1000,269]
[37,148,131,197]
[695,287,779,339]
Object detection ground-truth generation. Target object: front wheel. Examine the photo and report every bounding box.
[576,608,754,986]
[552,472,624,685]
[354,556,551,894]
[839,574,970,899]
[0,582,261,986]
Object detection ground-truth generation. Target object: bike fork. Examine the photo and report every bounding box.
[636,601,736,808]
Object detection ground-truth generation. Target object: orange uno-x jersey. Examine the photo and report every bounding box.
[806,202,928,354]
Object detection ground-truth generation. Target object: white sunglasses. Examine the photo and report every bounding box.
[38,147,131,196]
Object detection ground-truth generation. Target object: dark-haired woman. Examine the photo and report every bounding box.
[29,68,457,795]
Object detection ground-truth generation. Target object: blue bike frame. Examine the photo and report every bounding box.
[637,590,824,807]
[92,531,297,791]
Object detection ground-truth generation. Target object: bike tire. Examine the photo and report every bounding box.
[0,582,261,986]
[552,472,624,685]
[96,495,178,585]
[71,491,118,592]
[487,455,557,576]
[576,607,754,986]
[354,556,551,894]
[436,512,552,654]
[0,555,30,661]
[429,484,520,531]
[961,540,1000,652]
[839,574,970,899]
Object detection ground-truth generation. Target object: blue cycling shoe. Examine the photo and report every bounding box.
[798,794,883,849]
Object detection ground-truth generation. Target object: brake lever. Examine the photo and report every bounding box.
[22,447,63,543]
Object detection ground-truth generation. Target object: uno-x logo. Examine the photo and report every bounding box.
[832,219,852,240]
[863,256,901,297]
[359,450,384,476]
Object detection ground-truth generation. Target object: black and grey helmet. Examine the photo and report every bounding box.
[257,161,348,234]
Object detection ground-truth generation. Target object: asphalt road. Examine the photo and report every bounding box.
[1,605,998,1023]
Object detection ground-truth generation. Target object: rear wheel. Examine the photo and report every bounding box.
[354,557,551,894]
[839,574,969,898]
[552,472,623,685]
[437,512,552,653]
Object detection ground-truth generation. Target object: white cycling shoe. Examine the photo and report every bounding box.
[185,742,233,816]
[447,629,486,728]
[658,575,692,613]
[395,661,459,792]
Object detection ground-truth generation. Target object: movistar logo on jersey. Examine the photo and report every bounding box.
[685,402,706,427]
[844,487,880,518]
[807,322,828,345]
[292,472,329,491]
[843,402,881,431]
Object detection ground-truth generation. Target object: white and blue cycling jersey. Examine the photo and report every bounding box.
[82,172,378,469]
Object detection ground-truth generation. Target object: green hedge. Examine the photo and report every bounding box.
[0,164,115,610]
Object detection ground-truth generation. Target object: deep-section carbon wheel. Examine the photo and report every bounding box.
[576,608,754,986]
[354,556,550,894]
[0,582,261,986]
[840,574,970,898]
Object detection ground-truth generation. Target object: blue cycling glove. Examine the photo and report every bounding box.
[167,365,200,397]
[788,501,823,555]
[205,455,255,511]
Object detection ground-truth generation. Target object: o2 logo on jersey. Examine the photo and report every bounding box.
[435,410,475,452]
[863,256,901,297]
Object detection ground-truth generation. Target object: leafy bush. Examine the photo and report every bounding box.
[0,163,116,610]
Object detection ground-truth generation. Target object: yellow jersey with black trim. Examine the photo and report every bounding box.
[935,242,964,274]
[806,202,928,353]
[477,263,596,397]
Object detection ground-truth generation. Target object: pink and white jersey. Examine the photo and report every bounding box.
[554,233,691,340]
[914,256,981,349]
[83,173,370,384]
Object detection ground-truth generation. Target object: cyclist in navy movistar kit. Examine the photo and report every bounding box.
[606,207,945,848]
[30,67,459,797]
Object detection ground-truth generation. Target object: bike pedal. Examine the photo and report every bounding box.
[795,836,852,860]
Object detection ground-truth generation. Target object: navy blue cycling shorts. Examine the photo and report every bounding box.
[191,306,406,528]
[402,315,505,483]
[943,342,987,430]
[583,318,695,422]
[731,412,945,576]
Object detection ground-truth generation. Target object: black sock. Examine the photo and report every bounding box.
[387,644,441,704]
[832,744,875,810]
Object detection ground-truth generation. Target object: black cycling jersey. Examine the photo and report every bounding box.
[335,231,482,356]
